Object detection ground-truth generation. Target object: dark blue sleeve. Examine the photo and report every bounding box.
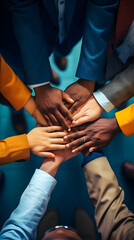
[82,151,104,168]
[76,0,119,82]
[5,0,52,85]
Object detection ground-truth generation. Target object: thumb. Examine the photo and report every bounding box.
[39,152,56,158]
[62,92,74,104]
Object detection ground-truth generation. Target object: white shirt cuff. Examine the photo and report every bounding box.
[93,90,115,113]
[28,82,50,89]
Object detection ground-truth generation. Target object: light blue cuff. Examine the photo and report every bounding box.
[30,169,57,195]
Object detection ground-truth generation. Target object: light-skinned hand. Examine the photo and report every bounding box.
[27,126,67,158]
[65,79,95,114]
[71,95,104,127]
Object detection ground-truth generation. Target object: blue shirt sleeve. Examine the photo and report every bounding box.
[0,169,57,240]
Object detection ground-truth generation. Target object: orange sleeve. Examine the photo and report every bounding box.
[115,104,134,136]
[0,56,32,110]
[0,134,30,165]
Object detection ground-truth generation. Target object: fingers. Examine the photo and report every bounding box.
[48,131,67,138]
[50,138,65,144]
[71,116,89,127]
[64,130,85,142]
[50,144,66,150]
[48,113,59,126]
[69,101,81,114]
[71,141,95,153]
[43,113,53,126]
[89,144,105,153]
[38,152,55,158]
[66,136,88,150]
[44,126,62,132]
[55,110,71,130]
[60,104,73,123]
[62,92,74,104]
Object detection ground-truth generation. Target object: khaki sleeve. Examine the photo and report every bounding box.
[0,134,30,165]
[115,104,134,136]
[0,56,31,111]
[83,157,134,240]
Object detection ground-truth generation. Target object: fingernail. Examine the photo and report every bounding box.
[64,136,68,140]
[59,126,62,129]
[66,132,70,135]
[68,128,71,132]
[72,120,76,124]
[72,149,76,153]
[66,144,70,149]
[51,155,55,159]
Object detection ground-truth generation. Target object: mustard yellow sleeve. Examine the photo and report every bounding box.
[0,56,32,110]
[115,104,134,136]
[0,134,30,165]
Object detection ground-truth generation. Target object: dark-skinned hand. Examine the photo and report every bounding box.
[65,79,95,114]
[64,118,121,153]
[35,84,74,130]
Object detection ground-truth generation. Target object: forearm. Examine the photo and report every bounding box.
[83,154,134,240]
[76,0,119,81]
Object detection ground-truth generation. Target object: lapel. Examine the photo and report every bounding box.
[43,0,58,28]
[65,0,77,33]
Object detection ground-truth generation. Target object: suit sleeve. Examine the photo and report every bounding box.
[0,134,30,165]
[83,156,134,240]
[115,104,134,136]
[5,0,52,85]
[101,63,134,107]
[76,0,119,82]
[0,56,31,110]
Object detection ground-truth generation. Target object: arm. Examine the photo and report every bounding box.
[0,150,75,239]
[5,0,52,86]
[83,153,134,240]
[0,169,57,240]
[65,0,118,115]
[0,126,68,165]
[0,56,31,111]
[95,63,134,111]
[76,0,119,82]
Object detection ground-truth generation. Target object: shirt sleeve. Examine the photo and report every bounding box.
[0,134,30,165]
[93,90,115,112]
[0,56,31,111]
[0,169,57,240]
[115,104,134,136]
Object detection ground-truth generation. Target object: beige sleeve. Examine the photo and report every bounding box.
[83,157,134,240]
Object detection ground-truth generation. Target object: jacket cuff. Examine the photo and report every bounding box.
[82,151,104,168]
[115,104,134,136]
[0,134,30,165]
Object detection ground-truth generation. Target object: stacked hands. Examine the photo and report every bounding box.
[29,78,121,161]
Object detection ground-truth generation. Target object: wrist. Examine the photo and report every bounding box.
[111,118,121,134]
[78,79,95,93]
[40,160,60,178]
[34,83,50,94]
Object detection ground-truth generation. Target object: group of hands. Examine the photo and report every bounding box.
[26,78,120,165]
